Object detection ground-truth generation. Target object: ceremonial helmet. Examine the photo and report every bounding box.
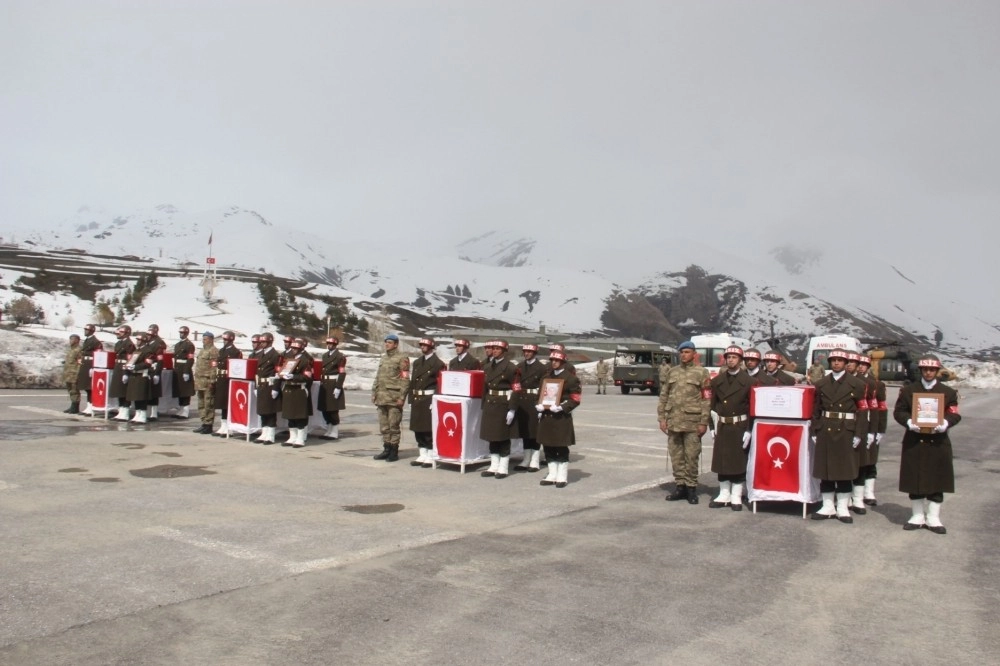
[494,339,509,351]
[261,332,274,344]
[743,349,762,362]
[454,338,471,349]
[918,354,942,369]
[827,348,849,362]
[221,330,235,342]
[83,324,96,335]
[291,337,307,350]
[418,337,435,349]
[283,335,294,347]
[550,350,567,362]
[857,354,872,367]
[326,336,339,346]
[522,343,539,353]
[116,325,131,338]
[250,334,261,347]
[135,331,149,344]
[179,325,190,336]
[845,351,860,363]
[147,324,159,335]
[549,343,566,352]
[763,351,782,363]
[723,346,744,359]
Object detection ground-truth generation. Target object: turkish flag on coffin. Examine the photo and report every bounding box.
[435,400,463,459]
[228,379,252,427]
[752,421,803,493]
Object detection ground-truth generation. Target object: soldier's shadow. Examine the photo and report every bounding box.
[870,502,911,526]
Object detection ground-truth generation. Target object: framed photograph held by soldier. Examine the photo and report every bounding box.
[912,392,944,432]
[539,378,564,408]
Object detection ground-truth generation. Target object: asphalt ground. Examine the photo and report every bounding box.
[1,387,998,665]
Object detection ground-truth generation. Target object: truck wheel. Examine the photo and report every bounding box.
[621,386,630,394]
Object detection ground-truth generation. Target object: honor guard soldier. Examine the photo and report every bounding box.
[372,334,410,461]
[894,354,960,534]
[742,348,762,380]
[760,351,796,386]
[848,354,880,513]
[145,324,167,421]
[280,338,314,447]
[810,348,869,523]
[709,346,758,511]
[513,343,548,472]
[213,330,243,436]
[536,350,582,487]
[77,323,104,416]
[248,334,262,359]
[124,332,157,424]
[479,340,520,479]
[659,341,712,504]
[856,354,887,506]
[171,326,196,419]
[193,332,219,434]
[317,336,348,440]
[281,335,294,358]
[253,332,283,444]
[63,334,82,414]
[111,326,136,421]
[408,337,445,467]
[449,339,481,370]
[547,343,576,374]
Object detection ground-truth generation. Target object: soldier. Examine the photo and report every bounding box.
[145,324,167,421]
[281,334,294,358]
[170,326,196,419]
[77,323,103,416]
[513,343,548,472]
[536,350,582,488]
[595,358,610,395]
[810,349,869,523]
[372,333,410,461]
[280,337,314,447]
[110,325,136,421]
[857,354,887,507]
[760,351,796,386]
[212,330,243,436]
[806,360,826,385]
[894,354,959,534]
[253,332,283,444]
[742,348,762,380]
[317,336,347,440]
[708,346,758,511]
[479,339,520,479]
[658,341,711,504]
[408,337,445,467]
[63,334,82,414]
[548,343,576,374]
[448,338,482,370]
[124,332,157,424]
[248,334,262,359]
[193,332,219,434]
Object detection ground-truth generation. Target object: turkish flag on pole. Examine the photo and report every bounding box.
[91,369,109,410]
[228,379,251,428]
[435,399,464,459]
[752,421,803,493]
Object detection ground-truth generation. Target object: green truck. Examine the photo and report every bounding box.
[612,343,675,394]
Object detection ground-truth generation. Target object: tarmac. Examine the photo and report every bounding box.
[1,387,998,665]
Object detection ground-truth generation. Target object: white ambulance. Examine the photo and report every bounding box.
[805,334,863,370]
[689,333,754,378]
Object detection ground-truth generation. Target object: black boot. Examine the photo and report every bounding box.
[373,444,391,460]
[64,401,80,414]
[665,485,687,501]
[194,424,213,434]
[385,445,399,462]
[686,486,699,505]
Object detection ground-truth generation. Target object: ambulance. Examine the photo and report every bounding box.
[805,334,863,370]
[689,333,754,378]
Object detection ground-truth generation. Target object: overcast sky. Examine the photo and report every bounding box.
[2,0,998,268]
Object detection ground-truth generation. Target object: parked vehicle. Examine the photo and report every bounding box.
[612,343,675,394]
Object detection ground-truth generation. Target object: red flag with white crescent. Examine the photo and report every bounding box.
[91,369,109,409]
[435,400,463,458]
[229,379,250,427]
[752,421,803,493]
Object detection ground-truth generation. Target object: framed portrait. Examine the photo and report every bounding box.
[538,378,565,408]
[911,392,944,431]
[280,359,298,375]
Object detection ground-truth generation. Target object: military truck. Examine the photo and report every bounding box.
[612,343,675,394]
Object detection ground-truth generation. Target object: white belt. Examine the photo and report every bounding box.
[522,389,539,395]
[822,411,855,420]
[718,414,748,424]
[412,389,435,396]
[489,390,512,397]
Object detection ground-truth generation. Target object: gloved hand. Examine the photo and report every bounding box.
[152,375,160,385]
[535,403,545,413]
[852,436,861,449]
[866,433,875,447]
[875,433,884,445]
[333,388,341,399]
[183,373,191,382]
[742,431,751,450]
[505,410,515,425]
[811,435,817,445]
[126,365,135,371]
[122,375,129,384]
[906,419,921,433]
[282,373,294,380]
[933,422,949,433]
[271,389,279,399]
[89,369,94,377]
[550,404,563,413]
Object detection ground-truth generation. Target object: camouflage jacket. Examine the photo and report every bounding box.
[63,345,82,384]
[372,349,411,406]
[657,361,712,431]
[194,344,219,391]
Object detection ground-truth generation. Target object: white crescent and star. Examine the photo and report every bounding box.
[766,436,791,469]
[236,388,247,410]
[442,412,458,437]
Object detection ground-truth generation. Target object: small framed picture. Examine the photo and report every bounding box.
[281,359,298,375]
[539,378,565,408]
[911,392,944,431]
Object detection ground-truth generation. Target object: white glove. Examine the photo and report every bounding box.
[89,369,94,377]
[505,410,515,425]
[933,422,949,433]
[333,388,341,399]
[282,373,294,380]
[742,431,751,450]
[535,403,545,413]
[550,404,563,413]
[126,365,135,371]
[271,390,279,399]
[852,436,861,449]
[866,433,875,447]
[875,433,884,445]
[122,375,128,384]
[183,373,191,382]
[152,375,160,385]
[906,419,921,433]
[811,435,817,444]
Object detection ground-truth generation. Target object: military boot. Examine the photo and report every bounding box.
[665,485,687,501]
[64,401,80,414]
[686,485,699,505]
[385,445,399,462]
[373,444,391,460]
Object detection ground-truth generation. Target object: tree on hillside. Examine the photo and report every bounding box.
[60,314,75,330]
[94,301,115,328]
[4,296,41,326]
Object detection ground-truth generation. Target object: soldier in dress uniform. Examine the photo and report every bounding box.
[513,343,548,472]
[372,333,410,461]
[742,348,762,380]
[448,339,481,370]
[547,343,576,374]
[281,335,294,358]
[317,336,348,440]
[170,326,196,419]
[856,354,887,507]
[280,338,314,447]
[212,330,243,436]
[478,340,520,479]
[709,346,758,511]
[63,334,82,414]
[847,354,880,514]
[144,324,167,421]
[536,350,582,488]
[408,337,445,467]
[595,358,610,394]
[193,332,219,434]
[759,351,797,386]
[110,325,136,421]
[810,348,869,523]
[253,332,283,444]
[77,323,103,416]
[248,334,262,359]
[658,341,712,504]
[894,354,960,534]
[124,332,157,424]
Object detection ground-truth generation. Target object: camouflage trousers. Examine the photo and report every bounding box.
[66,380,80,403]
[197,389,215,425]
[667,430,703,487]
[596,378,607,393]
[377,404,403,445]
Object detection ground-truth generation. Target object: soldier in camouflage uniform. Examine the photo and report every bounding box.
[658,341,712,504]
[806,361,826,385]
[595,358,610,395]
[372,334,411,461]
[193,332,219,434]
[63,334,82,413]
[408,337,445,467]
